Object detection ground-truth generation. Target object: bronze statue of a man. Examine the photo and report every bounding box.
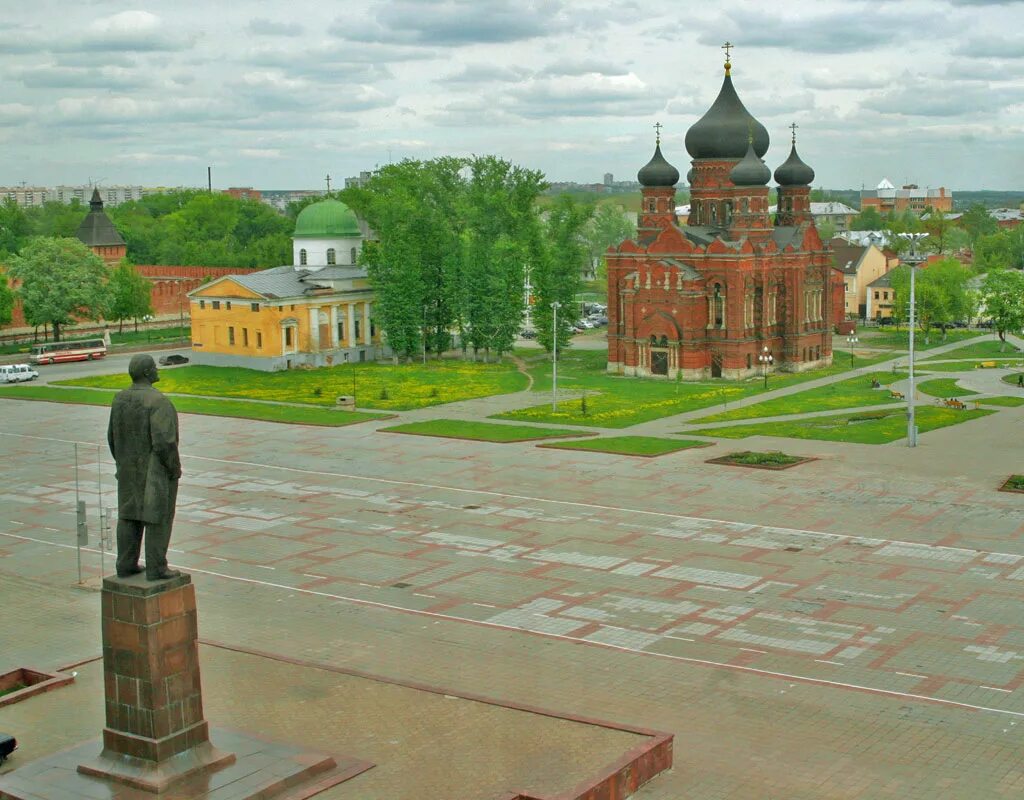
[107,354,182,581]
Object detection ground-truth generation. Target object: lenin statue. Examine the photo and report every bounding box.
[107,354,182,581]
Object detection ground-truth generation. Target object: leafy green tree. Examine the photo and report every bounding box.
[0,198,30,256]
[532,195,593,354]
[852,206,884,230]
[960,204,998,243]
[106,260,154,333]
[584,202,635,294]
[975,226,1024,272]
[815,218,836,243]
[9,237,110,341]
[922,208,954,254]
[981,269,1024,351]
[0,269,14,326]
[889,258,972,343]
[25,200,87,239]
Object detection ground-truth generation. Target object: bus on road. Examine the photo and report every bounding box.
[30,339,107,365]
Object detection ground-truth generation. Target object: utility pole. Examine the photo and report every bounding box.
[551,301,561,411]
[207,166,212,193]
[898,232,928,447]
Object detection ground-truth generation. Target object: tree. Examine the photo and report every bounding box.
[0,198,30,257]
[922,208,953,254]
[106,260,153,332]
[889,258,972,343]
[0,269,14,326]
[583,202,635,294]
[532,195,593,354]
[9,237,110,341]
[852,206,884,230]
[816,218,836,243]
[975,226,1024,272]
[960,203,998,243]
[981,269,1024,351]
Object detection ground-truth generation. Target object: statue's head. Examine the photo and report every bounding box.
[128,354,159,385]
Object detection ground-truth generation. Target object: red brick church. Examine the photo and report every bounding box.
[607,52,835,380]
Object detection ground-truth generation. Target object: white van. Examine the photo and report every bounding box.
[0,364,39,383]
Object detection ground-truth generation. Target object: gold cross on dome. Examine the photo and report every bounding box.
[722,41,733,63]
[789,122,799,144]
[654,121,663,145]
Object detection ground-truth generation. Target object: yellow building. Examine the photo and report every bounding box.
[830,238,894,320]
[188,199,386,370]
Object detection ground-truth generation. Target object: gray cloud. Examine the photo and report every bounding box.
[861,80,1024,117]
[247,18,304,37]
[437,64,532,84]
[17,64,152,90]
[955,35,1024,58]
[538,59,630,77]
[340,0,572,46]
[504,74,660,120]
[54,11,193,54]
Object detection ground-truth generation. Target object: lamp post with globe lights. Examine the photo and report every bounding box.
[846,332,859,369]
[551,301,561,411]
[758,346,774,390]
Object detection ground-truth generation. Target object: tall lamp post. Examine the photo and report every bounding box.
[758,346,774,390]
[551,301,561,411]
[897,232,929,448]
[846,332,859,369]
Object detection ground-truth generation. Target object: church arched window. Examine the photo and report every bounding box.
[350,247,357,264]
[713,283,724,328]
[741,197,748,213]
[710,203,718,225]
[299,249,307,266]
[659,335,669,347]
[692,201,701,224]
[326,248,336,265]
[724,201,733,224]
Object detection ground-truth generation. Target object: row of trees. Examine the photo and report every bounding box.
[340,156,628,361]
[0,238,153,340]
[0,191,293,268]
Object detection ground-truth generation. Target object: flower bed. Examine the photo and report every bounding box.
[705,450,815,470]
[999,475,1024,494]
[0,667,74,708]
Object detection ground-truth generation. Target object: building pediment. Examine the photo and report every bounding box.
[188,276,265,300]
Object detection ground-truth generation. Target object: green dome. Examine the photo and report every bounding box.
[293,199,361,238]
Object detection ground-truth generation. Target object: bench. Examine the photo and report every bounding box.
[890,390,905,400]
[978,361,998,369]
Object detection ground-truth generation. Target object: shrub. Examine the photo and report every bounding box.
[379,386,389,400]
[727,450,801,466]
[312,386,323,398]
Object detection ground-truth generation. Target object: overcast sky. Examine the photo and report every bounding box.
[3,0,1024,192]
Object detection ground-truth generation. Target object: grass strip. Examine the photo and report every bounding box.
[379,419,592,443]
[0,385,387,427]
[537,436,711,457]
[916,378,979,398]
[1001,475,1024,493]
[694,371,906,423]
[689,406,993,445]
[916,359,1024,373]
[1003,373,1024,387]
[921,340,1022,361]
[980,396,1024,407]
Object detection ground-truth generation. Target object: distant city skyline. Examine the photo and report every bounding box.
[3,1,1024,190]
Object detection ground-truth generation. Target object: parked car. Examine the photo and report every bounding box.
[577,319,593,329]
[0,733,16,765]
[158,354,190,366]
[0,364,39,383]
[519,329,537,339]
[877,317,895,326]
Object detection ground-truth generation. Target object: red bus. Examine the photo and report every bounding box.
[30,338,107,365]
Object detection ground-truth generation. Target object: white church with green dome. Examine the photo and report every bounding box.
[187,198,387,371]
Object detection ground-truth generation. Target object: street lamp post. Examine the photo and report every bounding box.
[422,305,427,365]
[143,314,154,343]
[551,301,561,411]
[846,332,859,369]
[898,232,929,448]
[757,346,774,390]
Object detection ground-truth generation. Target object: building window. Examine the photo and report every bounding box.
[354,319,361,340]
[350,247,357,264]
[874,291,880,299]
[747,352,752,369]
[251,302,259,311]
[212,301,220,310]
[713,284,724,328]
[710,203,718,225]
[327,248,336,265]
[724,201,733,224]
[883,291,889,300]
[299,249,307,266]
[228,327,235,345]
[242,328,248,346]
[226,301,231,310]
[199,300,205,310]
[284,328,293,347]
[693,201,701,224]
[256,331,262,349]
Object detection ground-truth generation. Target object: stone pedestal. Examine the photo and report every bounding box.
[76,573,235,792]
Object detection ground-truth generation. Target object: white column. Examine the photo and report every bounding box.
[362,302,372,345]
[346,302,355,346]
[329,305,339,347]
[308,307,320,351]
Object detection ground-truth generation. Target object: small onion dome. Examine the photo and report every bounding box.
[685,72,769,160]
[686,167,694,185]
[637,143,680,187]
[774,143,815,186]
[730,141,771,187]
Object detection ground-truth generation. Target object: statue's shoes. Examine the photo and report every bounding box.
[116,565,144,577]
[146,568,182,581]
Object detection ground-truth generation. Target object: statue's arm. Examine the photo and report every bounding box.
[151,400,182,480]
[107,404,117,459]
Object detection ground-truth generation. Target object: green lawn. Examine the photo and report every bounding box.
[916,378,979,398]
[378,419,590,443]
[0,385,388,426]
[980,396,1024,407]
[916,359,1024,372]
[921,339,1021,361]
[856,329,980,351]
[537,436,710,456]
[495,349,891,429]
[1003,373,1024,387]
[689,405,993,445]
[693,371,906,423]
[57,360,528,411]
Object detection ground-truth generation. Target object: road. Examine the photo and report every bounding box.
[30,347,191,383]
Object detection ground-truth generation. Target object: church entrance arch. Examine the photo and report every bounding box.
[710,351,723,378]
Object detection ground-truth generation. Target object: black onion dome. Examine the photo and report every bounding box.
[637,143,680,187]
[685,73,769,160]
[774,143,815,186]
[685,167,694,185]
[730,141,771,187]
